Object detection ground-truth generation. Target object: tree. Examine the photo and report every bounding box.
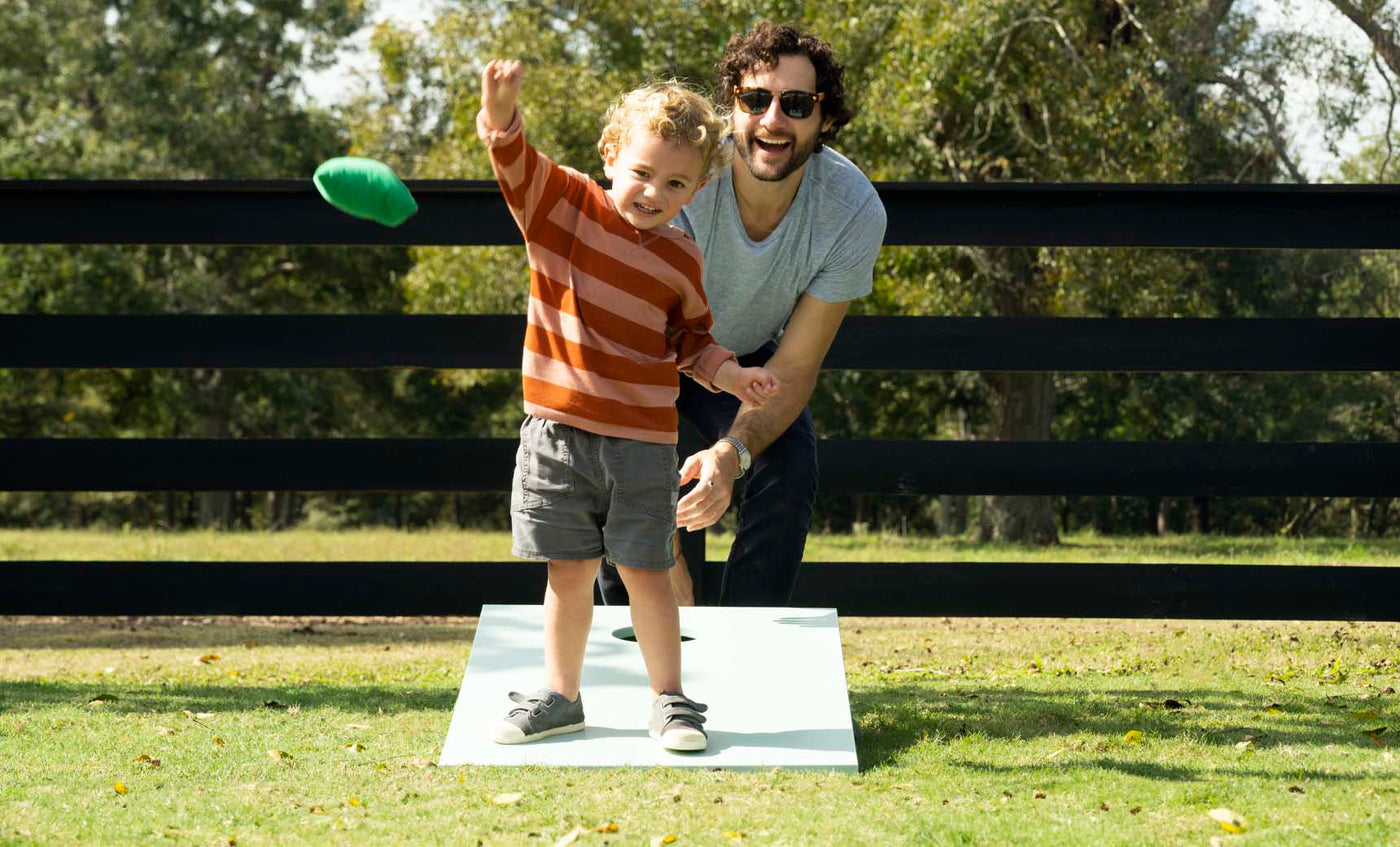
[0,0,413,528]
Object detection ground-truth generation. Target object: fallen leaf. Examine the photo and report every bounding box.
[1034,790,1047,799]
[594,822,619,833]
[1100,802,1110,811]
[1130,806,1141,814]
[1123,730,1144,743]
[491,792,523,806]
[1163,699,1187,710]
[113,782,128,795]
[1288,785,1304,794]
[244,640,258,649]
[262,700,287,710]
[309,806,325,815]
[156,728,176,737]
[268,749,291,761]
[213,736,224,746]
[1363,726,1388,744]
[457,772,465,783]
[347,797,360,807]
[343,743,365,753]
[1208,808,1246,833]
[723,834,744,840]
[195,653,221,665]
[1236,740,1256,753]
[88,694,119,707]
[1265,704,1284,714]
[555,825,584,846]
[663,837,678,845]
[345,723,371,731]
[405,756,436,768]
[133,755,152,763]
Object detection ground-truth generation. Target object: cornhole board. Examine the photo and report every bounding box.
[439,604,857,771]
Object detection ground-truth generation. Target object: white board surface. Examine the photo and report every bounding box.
[439,604,857,771]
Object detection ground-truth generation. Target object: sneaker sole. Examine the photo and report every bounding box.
[650,728,708,752]
[491,720,586,745]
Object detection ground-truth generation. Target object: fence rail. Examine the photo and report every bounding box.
[3,180,1399,620]
[7,180,1400,249]
[2,314,1398,372]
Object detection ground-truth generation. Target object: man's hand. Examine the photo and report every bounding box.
[675,441,741,531]
[481,59,522,130]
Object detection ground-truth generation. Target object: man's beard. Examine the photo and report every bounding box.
[734,129,821,182]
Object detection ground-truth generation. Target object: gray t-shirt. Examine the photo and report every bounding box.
[675,146,888,356]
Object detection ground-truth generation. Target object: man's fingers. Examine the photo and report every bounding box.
[678,454,702,485]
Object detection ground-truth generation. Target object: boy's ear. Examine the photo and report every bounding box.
[601,144,617,179]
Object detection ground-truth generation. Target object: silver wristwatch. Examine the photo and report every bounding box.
[719,436,751,477]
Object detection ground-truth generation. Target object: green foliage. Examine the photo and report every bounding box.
[7,1,1400,536]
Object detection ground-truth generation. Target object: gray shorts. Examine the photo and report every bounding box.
[510,415,678,570]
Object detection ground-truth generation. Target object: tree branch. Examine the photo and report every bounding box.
[1327,0,1400,78]
[1210,72,1308,183]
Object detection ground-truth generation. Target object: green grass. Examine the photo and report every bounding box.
[2,531,1399,844]
[5,526,1400,565]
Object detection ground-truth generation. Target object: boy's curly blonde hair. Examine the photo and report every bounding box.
[597,82,731,183]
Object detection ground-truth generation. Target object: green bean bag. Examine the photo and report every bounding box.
[312,157,418,227]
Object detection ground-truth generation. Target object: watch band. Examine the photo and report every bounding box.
[719,436,750,478]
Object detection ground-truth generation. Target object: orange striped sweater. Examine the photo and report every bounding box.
[478,109,735,444]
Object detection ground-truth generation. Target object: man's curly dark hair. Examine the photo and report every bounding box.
[715,20,853,149]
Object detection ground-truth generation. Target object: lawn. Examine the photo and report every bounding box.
[2,530,1398,845]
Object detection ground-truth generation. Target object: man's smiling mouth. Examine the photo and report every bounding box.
[754,135,792,154]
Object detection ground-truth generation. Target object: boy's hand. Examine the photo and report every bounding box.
[716,362,779,407]
[481,59,522,131]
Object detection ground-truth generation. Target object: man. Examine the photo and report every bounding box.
[598,20,887,607]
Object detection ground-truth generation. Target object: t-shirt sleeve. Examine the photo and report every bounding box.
[669,242,736,391]
[476,108,571,240]
[804,191,887,303]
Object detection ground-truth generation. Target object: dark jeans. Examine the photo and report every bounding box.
[596,341,819,606]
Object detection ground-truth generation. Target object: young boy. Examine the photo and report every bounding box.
[478,59,778,752]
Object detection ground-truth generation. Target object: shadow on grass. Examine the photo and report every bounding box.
[948,758,1374,782]
[850,683,1394,772]
[0,679,456,715]
[0,618,478,650]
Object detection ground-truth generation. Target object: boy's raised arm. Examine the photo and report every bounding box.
[481,59,522,131]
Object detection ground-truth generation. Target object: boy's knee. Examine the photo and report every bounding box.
[614,564,669,587]
[548,558,601,588]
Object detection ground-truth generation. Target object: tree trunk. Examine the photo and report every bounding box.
[978,369,1058,544]
[197,411,230,529]
[1191,496,1210,534]
[938,494,968,537]
[976,246,1058,545]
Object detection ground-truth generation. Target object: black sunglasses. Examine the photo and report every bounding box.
[733,86,825,119]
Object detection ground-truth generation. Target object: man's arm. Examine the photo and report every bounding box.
[675,293,850,531]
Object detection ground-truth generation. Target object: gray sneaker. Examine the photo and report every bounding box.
[650,691,708,752]
[491,689,585,744]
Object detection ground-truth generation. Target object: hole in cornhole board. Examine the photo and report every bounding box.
[611,627,695,643]
[439,605,858,771]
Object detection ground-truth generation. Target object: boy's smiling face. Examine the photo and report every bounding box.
[604,130,706,231]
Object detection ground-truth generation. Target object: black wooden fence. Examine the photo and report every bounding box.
[3,180,1400,620]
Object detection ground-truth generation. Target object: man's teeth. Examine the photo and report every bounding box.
[757,137,792,148]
